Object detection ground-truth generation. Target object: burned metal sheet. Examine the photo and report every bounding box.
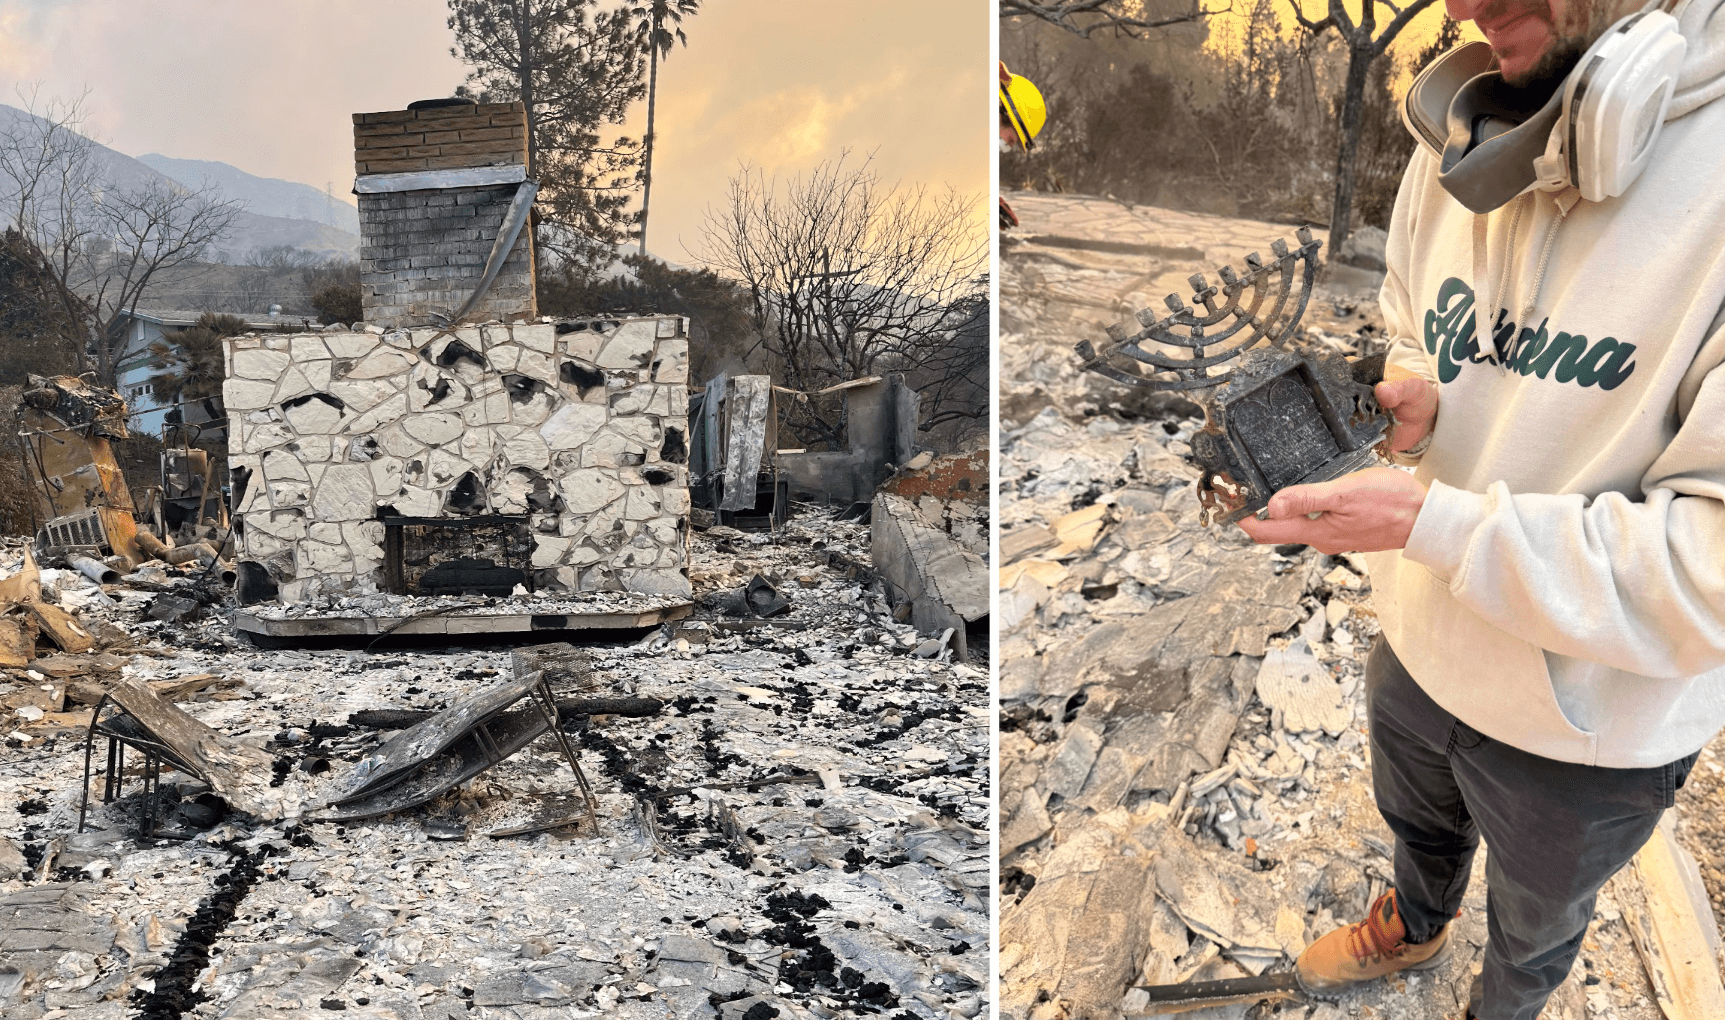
[321,705,550,821]
[330,673,541,802]
[320,672,597,831]
[1073,230,1390,524]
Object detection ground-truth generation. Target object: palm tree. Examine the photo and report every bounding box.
[627,0,699,258]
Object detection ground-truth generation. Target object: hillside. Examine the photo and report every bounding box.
[138,153,360,235]
[0,103,357,260]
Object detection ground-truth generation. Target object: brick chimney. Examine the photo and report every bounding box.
[352,100,537,328]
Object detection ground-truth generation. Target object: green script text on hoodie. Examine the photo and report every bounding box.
[1364,0,1725,767]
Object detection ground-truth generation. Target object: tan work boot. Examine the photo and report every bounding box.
[1295,888,1451,997]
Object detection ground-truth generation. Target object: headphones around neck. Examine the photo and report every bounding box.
[1404,6,1686,206]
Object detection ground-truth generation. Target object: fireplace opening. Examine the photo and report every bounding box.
[380,512,533,597]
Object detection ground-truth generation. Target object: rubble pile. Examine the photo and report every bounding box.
[0,508,988,1020]
[999,194,1718,1020]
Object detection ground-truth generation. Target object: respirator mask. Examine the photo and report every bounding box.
[1403,6,1686,212]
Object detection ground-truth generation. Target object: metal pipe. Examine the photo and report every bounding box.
[69,556,119,584]
[162,542,218,567]
[135,531,172,562]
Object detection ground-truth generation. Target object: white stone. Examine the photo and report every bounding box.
[531,534,572,568]
[621,568,691,598]
[344,348,415,380]
[510,389,555,427]
[608,416,661,447]
[377,424,422,460]
[517,323,556,353]
[652,341,689,384]
[328,376,399,414]
[565,331,603,364]
[325,333,380,360]
[302,358,333,390]
[267,481,310,507]
[232,348,290,380]
[595,321,658,369]
[660,487,691,516]
[341,520,385,556]
[539,402,608,451]
[562,469,626,514]
[369,458,402,496]
[246,509,307,540]
[392,485,440,517]
[308,522,344,546]
[427,448,472,489]
[274,366,313,404]
[489,344,522,374]
[289,335,330,363]
[402,412,464,447]
[224,378,277,411]
[261,449,310,483]
[345,393,409,436]
[296,438,334,463]
[311,463,377,520]
[501,431,550,470]
[623,484,660,520]
[515,348,553,380]
[284,397,344,435]
[299,538,351,574]
[459,427,492,467]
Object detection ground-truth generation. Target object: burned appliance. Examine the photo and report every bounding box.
[688,374,788,530]
[1075,228,1390,525]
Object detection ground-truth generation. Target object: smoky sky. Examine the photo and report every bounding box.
[0,0,989,262]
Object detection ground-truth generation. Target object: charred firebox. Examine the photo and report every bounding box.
[222,101,692,629]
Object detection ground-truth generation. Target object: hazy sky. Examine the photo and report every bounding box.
[0,0,990,263]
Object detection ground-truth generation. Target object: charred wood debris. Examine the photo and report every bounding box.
[0,508,988,1020]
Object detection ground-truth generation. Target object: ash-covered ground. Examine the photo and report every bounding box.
[997,192,1724,1020]
[0,509,988,1020]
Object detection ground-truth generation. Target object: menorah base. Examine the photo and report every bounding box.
[1199,442,1388,527]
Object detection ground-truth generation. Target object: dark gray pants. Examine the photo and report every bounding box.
[1366,639,1698,1020]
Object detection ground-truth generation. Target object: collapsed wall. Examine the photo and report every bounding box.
[224,316,692,603]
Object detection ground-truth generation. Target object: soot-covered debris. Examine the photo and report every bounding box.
[0,507,987,1020]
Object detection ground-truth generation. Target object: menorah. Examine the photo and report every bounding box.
[1074,227,1391,526]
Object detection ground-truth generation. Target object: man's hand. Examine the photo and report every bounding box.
[1376,364,1439,453]
[1237,467,1427,553]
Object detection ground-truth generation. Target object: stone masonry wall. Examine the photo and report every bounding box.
[353,101,535,329]
[223,317,691,603]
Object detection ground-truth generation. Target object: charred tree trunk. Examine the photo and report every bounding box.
[1329,44,1374,258]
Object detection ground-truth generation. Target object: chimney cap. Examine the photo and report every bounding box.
[407,96,478,111]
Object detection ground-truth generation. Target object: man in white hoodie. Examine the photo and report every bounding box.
[1238,0,1725,1017]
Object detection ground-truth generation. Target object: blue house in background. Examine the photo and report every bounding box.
[112,308,302,438]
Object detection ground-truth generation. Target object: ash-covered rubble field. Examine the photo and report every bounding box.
[998,196,1724,1020]
[0,508,990,1020]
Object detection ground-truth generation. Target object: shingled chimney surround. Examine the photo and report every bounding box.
[353,100,537,328]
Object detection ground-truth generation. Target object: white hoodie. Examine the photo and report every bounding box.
[1365,0,1725,767]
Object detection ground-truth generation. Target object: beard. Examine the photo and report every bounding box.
[1501,31,1591,87]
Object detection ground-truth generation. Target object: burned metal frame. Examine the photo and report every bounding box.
[319,672,598,834]
[79,691,211,840]
[1073,229,1391,525]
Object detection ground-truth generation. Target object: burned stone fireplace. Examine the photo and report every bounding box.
[225,316,692,606]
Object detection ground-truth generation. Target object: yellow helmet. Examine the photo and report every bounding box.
[999,72,1046,150]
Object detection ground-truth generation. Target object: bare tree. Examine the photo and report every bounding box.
[700,153,987,449]
[0,87,241,388]
[1291,0,1440,254]
[1001,0,1230,38]
[449,0,648,273]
